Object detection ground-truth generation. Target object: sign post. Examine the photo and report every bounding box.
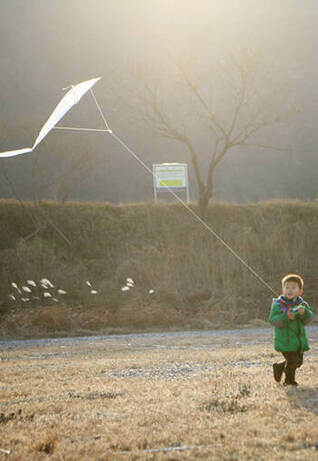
[153,163,190,202]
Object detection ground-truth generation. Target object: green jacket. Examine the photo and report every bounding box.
[269,296,314,353]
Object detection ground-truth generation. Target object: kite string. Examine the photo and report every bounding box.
[89,92,278,297]
[89,89,112,132]
[110,131,278,296]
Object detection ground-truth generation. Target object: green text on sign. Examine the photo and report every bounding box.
[159,179,184,187]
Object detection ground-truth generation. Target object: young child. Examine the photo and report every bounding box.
[269,274,314,386]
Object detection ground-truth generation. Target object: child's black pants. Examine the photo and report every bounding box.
[281,351,303,382]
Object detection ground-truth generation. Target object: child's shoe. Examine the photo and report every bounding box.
[284,369,298,386]
[273,362,285,382]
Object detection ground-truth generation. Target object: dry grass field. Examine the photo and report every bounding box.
[0,329,318,460]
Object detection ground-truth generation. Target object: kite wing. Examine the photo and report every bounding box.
[32,77,101,150]
[0,147,33,158]
[0,77,101,158]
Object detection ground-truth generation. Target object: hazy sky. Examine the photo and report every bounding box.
[1,0,318,202]
[1,0,317,109]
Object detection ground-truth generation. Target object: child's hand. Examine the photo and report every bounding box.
[298,307,305,315]
[287,311,295,320]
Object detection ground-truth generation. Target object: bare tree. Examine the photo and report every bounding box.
[128,49,295,218]
[31,147,107,204]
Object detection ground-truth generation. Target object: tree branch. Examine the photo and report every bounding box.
[174,61,228,139]
[227,65,247,140]
[141,79,205,190]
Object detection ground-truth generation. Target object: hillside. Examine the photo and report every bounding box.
[0,199,317,338]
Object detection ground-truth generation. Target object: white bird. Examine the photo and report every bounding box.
[11,282,22,294]
[121,286,130,292]
[126,278,134,285]
[43,292,52,298]
[57,289,67,295]
[27,280,37,287]
[8,294,16,301]
[21,298,30,302]
[41,278,54,288]
[86,281,92,287]
[90,290,98,295]
[149,290,155,294]
[22,286,32,293]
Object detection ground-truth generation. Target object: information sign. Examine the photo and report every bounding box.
[152,163,190,202]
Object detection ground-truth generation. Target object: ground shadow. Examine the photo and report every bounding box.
[284,386,318,415]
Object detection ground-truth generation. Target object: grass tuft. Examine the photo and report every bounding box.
[33,433,58,454]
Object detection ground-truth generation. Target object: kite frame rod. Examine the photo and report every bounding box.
[53,126,112,133]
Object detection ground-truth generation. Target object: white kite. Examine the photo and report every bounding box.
[0,77,102,158]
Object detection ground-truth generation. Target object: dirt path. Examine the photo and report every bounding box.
[1,326,318,353]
